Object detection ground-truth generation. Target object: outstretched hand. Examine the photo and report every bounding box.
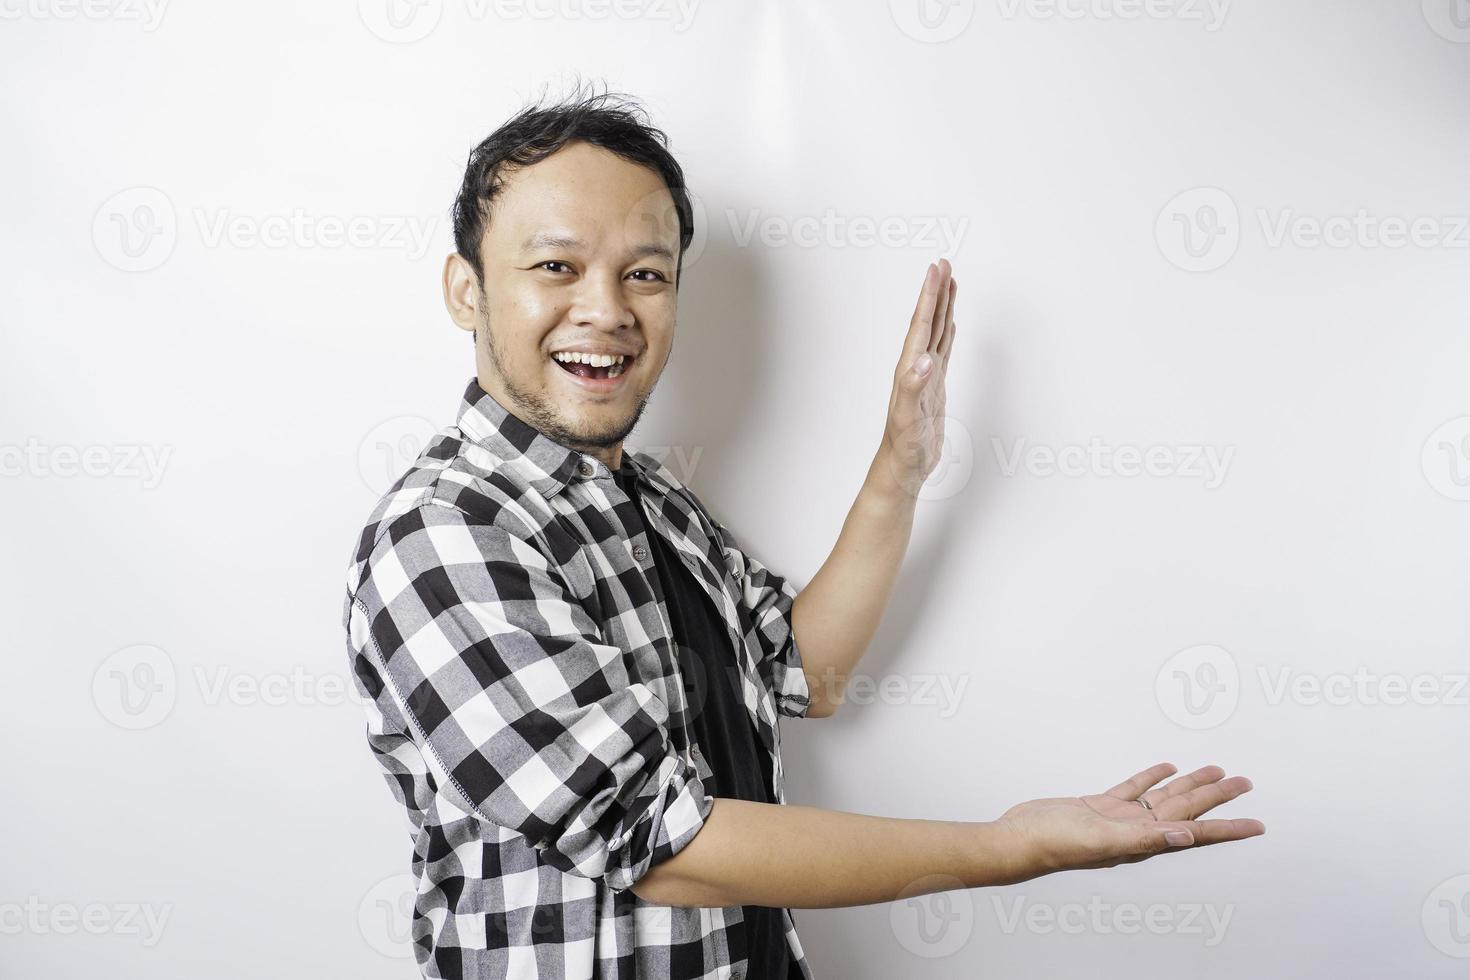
[997,763,1266,878]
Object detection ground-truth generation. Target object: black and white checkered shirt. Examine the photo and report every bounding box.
[342,378,815,979]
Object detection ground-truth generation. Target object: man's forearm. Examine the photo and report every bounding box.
[791,446,918,716]
[628,797,1029,908]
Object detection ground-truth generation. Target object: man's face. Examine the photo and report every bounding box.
[452,140,681,461]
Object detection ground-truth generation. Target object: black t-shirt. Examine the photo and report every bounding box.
[614,462,797,980]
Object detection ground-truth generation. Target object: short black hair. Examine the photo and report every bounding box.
[451,79,695,289]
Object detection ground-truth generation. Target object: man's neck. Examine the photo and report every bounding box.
[582,444,623,472]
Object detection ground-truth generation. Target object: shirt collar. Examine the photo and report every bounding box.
[453,377,666,500]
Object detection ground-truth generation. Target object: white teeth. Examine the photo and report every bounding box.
[552,351,627,367]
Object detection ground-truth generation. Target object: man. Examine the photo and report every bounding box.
[341,88,1264,980]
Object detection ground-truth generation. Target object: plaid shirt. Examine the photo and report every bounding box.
[342,378,815,979]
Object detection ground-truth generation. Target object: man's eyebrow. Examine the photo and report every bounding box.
[520,232,675,262]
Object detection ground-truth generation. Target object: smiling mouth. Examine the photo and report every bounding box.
[551,352,634,381]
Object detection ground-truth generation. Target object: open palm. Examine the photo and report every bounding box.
[998,762,1266,878]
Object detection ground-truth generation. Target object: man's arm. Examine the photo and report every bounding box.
[789,451,918,717]
[632,763,1266,908]
[351,501,712,893]
[632,798,1022,908]
[789,259,958,717]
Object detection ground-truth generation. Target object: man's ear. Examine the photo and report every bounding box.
[442,252,480,334]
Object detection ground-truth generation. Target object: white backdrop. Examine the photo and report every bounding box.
[4,1,1468,976]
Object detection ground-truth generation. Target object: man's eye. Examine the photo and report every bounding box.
[538,261,572,273]
[630,270,667,282]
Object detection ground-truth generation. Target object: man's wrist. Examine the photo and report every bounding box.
[863,444,924,513]
[963,819,1040,888]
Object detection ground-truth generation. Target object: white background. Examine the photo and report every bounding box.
[3,0,1468,976]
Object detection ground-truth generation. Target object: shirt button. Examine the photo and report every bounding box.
[632,544,647,562]
[577,459,595,478]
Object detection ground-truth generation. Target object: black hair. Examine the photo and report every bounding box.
[450,79,694,289]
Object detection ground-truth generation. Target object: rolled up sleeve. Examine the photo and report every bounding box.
[707,515,813,720]
[351,501,712,892]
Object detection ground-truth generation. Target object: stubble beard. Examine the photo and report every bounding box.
[478,313,654,453]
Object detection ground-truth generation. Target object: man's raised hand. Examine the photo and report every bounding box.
[879,258,957,498]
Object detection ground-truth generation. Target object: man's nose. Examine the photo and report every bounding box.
[569,273,635,331]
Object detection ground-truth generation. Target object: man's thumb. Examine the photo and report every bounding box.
[1160,829,1194,848]
[909,353,933,385]
[1140,827,1194,853]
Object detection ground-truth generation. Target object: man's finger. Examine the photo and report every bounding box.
[1156,775,1254,821]
[935,276,957,359]
[928,261,953,355]
[1159,817,1266,848]
[901,263,937,361]
[1101,762,1179,801]
[902,260,946,367]
[1141,764,1225,807]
